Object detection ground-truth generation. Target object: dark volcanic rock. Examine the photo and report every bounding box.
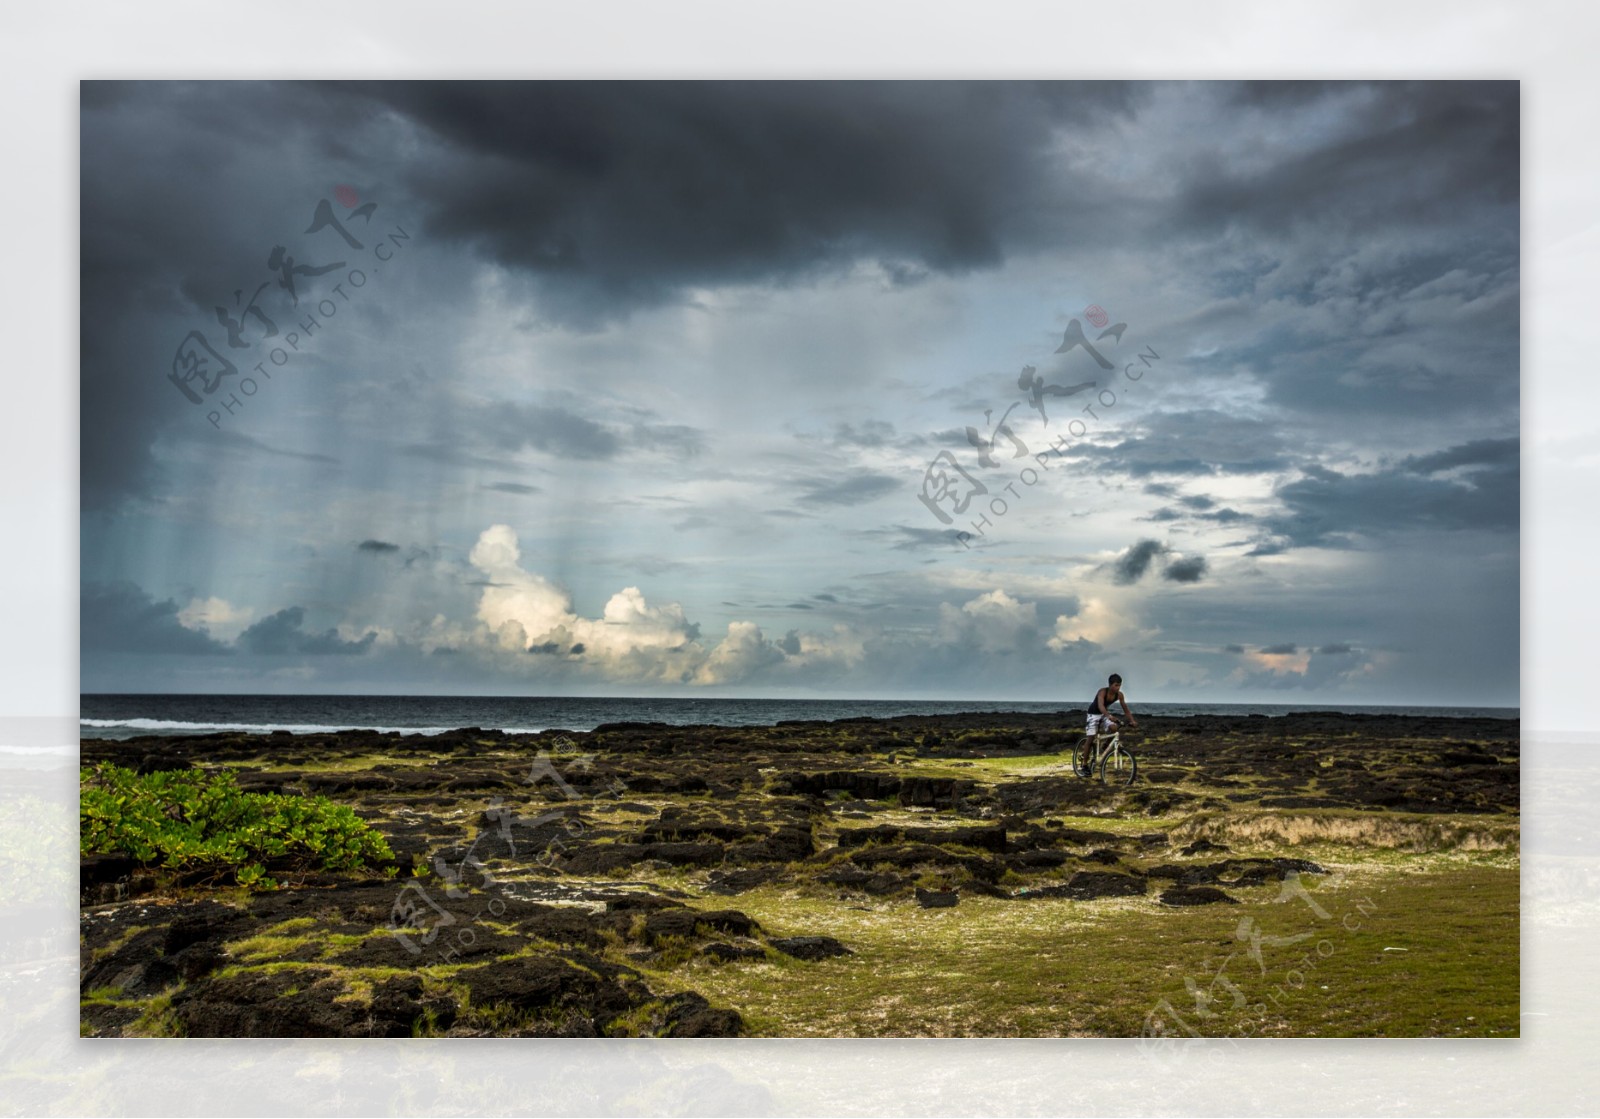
[1160,886,1240,906]
[173,968,409,1037]
[331,930,526,968]
[844,842,1007,884]
[80,853,140,886]
[602,894,683,914]
[639,907,760,944]
[80,706,1516,1037]
[897,776,976,808]
[133,753,192,774]
[1220,857,1326,886]
[836,823,1006,852]
[771,770,902,800]
[454,954,633,1032]
[1145,862,1222,885]
[562,844,650,874]
[81,904,250,997]
[1018,872,1147,901]
[618,772,710,795]
[915,887,960,908]
[659,992,745,1037]
[704,866,783,895]
[817,865,911,896]
[769,936,852,961]
[642,841,725,868]
[1146,857,1327,887]
[726,822,816,863]
[80,854,150,905]
[1009,849,1069,869]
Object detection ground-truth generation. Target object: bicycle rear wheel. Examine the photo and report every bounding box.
[1071,736,1095,778]
[1099,747,1137,786]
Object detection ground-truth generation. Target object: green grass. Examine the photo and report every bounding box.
[633,866,1517,1037]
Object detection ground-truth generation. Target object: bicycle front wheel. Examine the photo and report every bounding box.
[1071,736,1095,778]
[1099,748,1137,786]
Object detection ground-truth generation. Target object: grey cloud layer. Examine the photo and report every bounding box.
[79,80,1519,704]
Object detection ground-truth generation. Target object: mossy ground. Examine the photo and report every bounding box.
[616,804,1517,1037]
[81,714,1519,1037]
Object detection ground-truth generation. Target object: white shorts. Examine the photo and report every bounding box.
[1086,713,1118,736]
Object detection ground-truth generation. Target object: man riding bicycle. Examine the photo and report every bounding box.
[1085,673,1139,738]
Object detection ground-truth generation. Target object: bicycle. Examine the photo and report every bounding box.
[1071,726,1138,786]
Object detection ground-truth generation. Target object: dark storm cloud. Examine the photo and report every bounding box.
[1222,644,1245,654]
[1086,411,1295,479]
[80,80,1516,515]
[1146,492,1250,525]
[1256,440,1518,550]
[1168,81,1518,238]
[483,481,541,495]
[1228,81,1349,109]
[1113,539,1167,584]
[315,80,1144,327]
[238,607,377,656]
[81,582,231,656]
[357,539,400,554]
[79,81,388,508]
[1319,643,1354,655]
[1163,555,1208,583]
[1402,436,1518,475]
[1260,643,1299,655]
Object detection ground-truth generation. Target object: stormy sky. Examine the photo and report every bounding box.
[79,80,1519,705]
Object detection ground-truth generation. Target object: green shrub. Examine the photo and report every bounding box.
[80,764,395,889]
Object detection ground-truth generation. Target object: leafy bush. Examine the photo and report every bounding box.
[80,764,396,889]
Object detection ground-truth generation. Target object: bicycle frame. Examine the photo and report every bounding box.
[1092,730,1123,769]
[1073,726,1137,785]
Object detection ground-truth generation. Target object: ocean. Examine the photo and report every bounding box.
[78,693,1520,742]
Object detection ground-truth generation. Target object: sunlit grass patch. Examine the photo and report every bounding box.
[633,867,1517,1037]
[1170,809,1520,853]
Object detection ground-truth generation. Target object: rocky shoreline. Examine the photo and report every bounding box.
[79,710,1519,1037]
